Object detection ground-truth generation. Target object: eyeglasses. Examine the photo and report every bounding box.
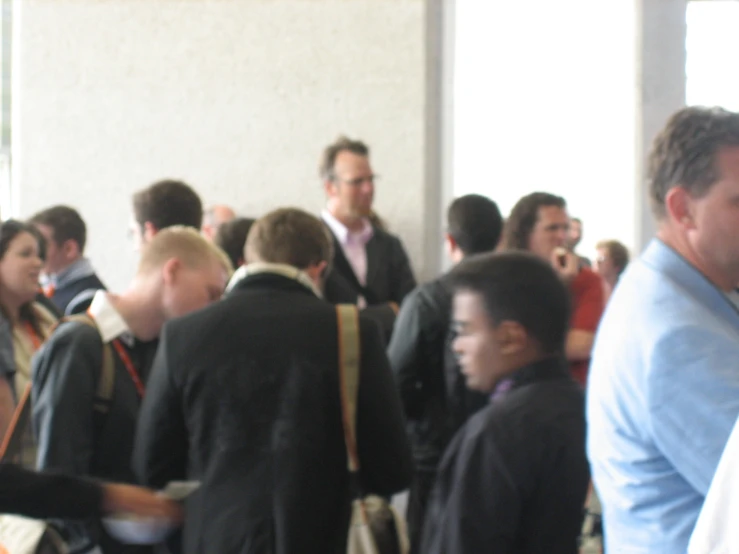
[332,175,378,187]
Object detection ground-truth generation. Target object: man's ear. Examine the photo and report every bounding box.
[62,239,80,261]
[305,260,328,282]
[665,186,697,230]
[445,233,457,258]
[323,178,337,197]
[496,320,528,356]
[161,258,181,286]
[143,221,158,244]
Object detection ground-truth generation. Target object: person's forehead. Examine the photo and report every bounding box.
[11,231,37,248]
[536,205,568,224]
[453,289,486,317]
[334,151,372,173]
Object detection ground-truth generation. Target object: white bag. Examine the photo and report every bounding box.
[0,515,67,554]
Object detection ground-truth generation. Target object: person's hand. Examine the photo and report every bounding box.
[102,483,183,522]
[550,247,579,284]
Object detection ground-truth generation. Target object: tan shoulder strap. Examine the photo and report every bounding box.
[336,304,361,472]
[54,314,115,414]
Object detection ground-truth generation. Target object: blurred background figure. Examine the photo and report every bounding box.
[594,240,630,303]
[214,217,255,269]
[567,217,591,268]
[202,204,237,241]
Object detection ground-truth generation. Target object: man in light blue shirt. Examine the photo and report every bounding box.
[587,106,739,553]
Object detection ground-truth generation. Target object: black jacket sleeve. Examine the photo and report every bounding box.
[132,321,188,489]
[355,315,413,496]
[32,324,102,476]
[386,288,428,419]
[31,324,104,551]
[422,420,522,554]
[0,463,103,520]
[389,236,416,305]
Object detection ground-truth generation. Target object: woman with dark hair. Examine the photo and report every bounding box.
[0,220,58,462]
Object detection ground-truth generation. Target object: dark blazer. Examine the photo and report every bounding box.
[324,225,416,343]
[387,273,489,550]
[133,273,413,554]
[324,226,416,307]
[33,323,159,554]
[52,273,107,316]
[422,357,589,554]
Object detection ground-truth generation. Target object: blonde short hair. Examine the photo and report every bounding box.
[245,208,332,269]
[138,226,233,276]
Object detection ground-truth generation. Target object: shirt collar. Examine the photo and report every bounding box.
[226,262,322,298]
[644,238,739,319]
[321,209,374,245]
[88,290,134,344]
[41,258,95,288]
[489,356,570,403]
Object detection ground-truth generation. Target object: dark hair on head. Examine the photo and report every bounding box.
[596,240,630,276]
[649,106,739,219]
[29,205,87,253]
[504,192,566,250]
[447,194,503,256]
[132,179,203,232]
[450,251,571,354]
[0,220,40,261]
[319,136,370,181]
[246,208,333,270]
[0,220,45,332]
[214,217,256,269]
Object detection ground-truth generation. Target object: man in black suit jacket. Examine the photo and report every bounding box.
[318,136,417,333]
[388,194,504,552]
[133,208,413,554]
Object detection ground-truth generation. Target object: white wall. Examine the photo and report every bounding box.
[13,0,428,290]
[453,1,638,261]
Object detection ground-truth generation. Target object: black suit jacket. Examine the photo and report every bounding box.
[33,323,159,554]
[387,273,488,472]
[324,225,417,343]
[422,358,589,554]
[52,272,107,316]
[133,273,413,554]
[324,225,416,307]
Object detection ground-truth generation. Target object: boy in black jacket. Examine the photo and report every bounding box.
[422,252,589,553]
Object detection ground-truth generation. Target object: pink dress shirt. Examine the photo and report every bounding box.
[322,210,374,307]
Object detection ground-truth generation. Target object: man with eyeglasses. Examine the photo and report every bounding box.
[320,136,416,341]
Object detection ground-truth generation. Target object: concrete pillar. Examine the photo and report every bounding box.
[424,0,455,276]
[634,0,687,251]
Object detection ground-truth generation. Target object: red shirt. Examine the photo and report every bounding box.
[569,268,605,386]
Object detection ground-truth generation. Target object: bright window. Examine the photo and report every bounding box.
[686,1,739,110]
[453,1,637,258]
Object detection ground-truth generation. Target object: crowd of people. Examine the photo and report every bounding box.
[0,106,734,553]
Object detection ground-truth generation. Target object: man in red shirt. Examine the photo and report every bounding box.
[504,193,604,385]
